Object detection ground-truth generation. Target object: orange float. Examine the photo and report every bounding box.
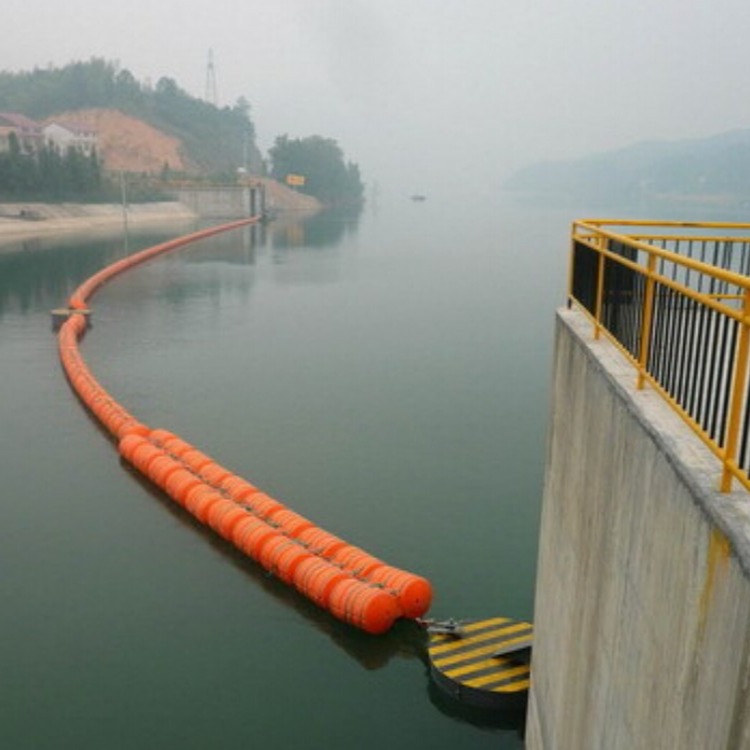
[270,508,314,537]
[130,442,164,474]
[222,477,260,503]
[296,527,348,557]
[118,433,148,461]
[258,535,298,570]
[243,492,284,519]
[328,579,400,635]
[56,219,433,633]
[198,461,232,486]
[273,544,315,584]
[184,483,219,515]
[215,505,251,541]
[189,491,224,524]
[237,521,278,561]
[146,454,184,487]
[164,469,206,508]
[206,497,243,532]
[331,546,385,578]
[230,516,270,548]
[293,557,351,607]
[148,429,176,446]
[366,568,433,619]
[162,436,193,458]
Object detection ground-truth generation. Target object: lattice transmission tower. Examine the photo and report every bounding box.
[205,49,218,106]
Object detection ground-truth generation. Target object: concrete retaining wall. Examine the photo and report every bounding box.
[175,180,322,218]
[527,308,750,749]
[176,186,262,219]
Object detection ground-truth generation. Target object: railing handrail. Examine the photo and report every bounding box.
[573,222,750,293]
[568,219,750,494]
[578,218,750,230]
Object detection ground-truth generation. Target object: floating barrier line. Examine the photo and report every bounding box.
[57,219,432,634]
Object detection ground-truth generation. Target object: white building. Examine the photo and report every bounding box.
[43,121,98,156]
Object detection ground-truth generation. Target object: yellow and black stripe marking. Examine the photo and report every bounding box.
[427,617,532,708]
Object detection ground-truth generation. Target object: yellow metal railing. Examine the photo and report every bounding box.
[569,219,750,493]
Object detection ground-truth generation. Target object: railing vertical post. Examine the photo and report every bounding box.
[637,251,657,390]
[566,224,577,309]
[721,289,750,492]
[593,235,607,340]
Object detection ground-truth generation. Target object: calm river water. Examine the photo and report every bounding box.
[0,193,572,749]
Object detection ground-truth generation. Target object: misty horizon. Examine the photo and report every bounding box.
[5,0,750,198]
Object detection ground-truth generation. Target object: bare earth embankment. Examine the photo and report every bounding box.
[255,177,322,213]
[47,109,193,173]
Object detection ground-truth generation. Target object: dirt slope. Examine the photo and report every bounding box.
[46,108,193,173]
[255,177,321,212]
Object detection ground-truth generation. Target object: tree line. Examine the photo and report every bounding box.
[269,135,364,207]
[0,132,102,200]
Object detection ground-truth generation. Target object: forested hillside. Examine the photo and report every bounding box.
[0,58,365,207]
[0,58,262,176]
[505,129,750,208]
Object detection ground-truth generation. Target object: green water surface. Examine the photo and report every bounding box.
[0,195,571,749]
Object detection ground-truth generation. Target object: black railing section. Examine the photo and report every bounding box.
[571,240,598,316]
[647,285,738,448]
[569,220,750,492]
[601,241,643,360]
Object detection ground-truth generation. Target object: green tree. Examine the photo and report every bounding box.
[0,138,103,201]
[1,132,34,196]
[268,134,365,206]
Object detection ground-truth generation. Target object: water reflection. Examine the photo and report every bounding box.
[0,235,125,317]
[184,222,264,265]
[0,228,189,317]
[0,221,261,319]
[119,462,420,665]
[426,674,527,736]
[4,194,548,749]
[0,210,361,318]
[270,206,363,251]
[116,458,526,737]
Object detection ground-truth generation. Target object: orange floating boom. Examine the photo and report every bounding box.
[57,219,433,634]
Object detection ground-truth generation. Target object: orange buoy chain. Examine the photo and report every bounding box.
[57,220,432,634]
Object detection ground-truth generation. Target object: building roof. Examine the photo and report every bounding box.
[44,120,98,136]
[0,113,43,132]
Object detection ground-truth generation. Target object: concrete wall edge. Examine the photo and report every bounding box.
[556,306,750,578]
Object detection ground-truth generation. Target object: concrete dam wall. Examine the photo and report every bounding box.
[174,180,321,219]
[527,308,750,749]
[176,186,263,219]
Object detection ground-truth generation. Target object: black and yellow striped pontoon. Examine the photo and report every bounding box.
[426,616,532,708]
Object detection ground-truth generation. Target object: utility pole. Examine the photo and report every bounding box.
[119,170,129,254]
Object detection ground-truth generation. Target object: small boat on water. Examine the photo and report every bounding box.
[410,194,427,202]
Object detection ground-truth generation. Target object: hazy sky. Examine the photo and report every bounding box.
[5,0,750,194]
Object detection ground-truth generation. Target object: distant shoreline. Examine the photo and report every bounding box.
[0,178,323,250]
